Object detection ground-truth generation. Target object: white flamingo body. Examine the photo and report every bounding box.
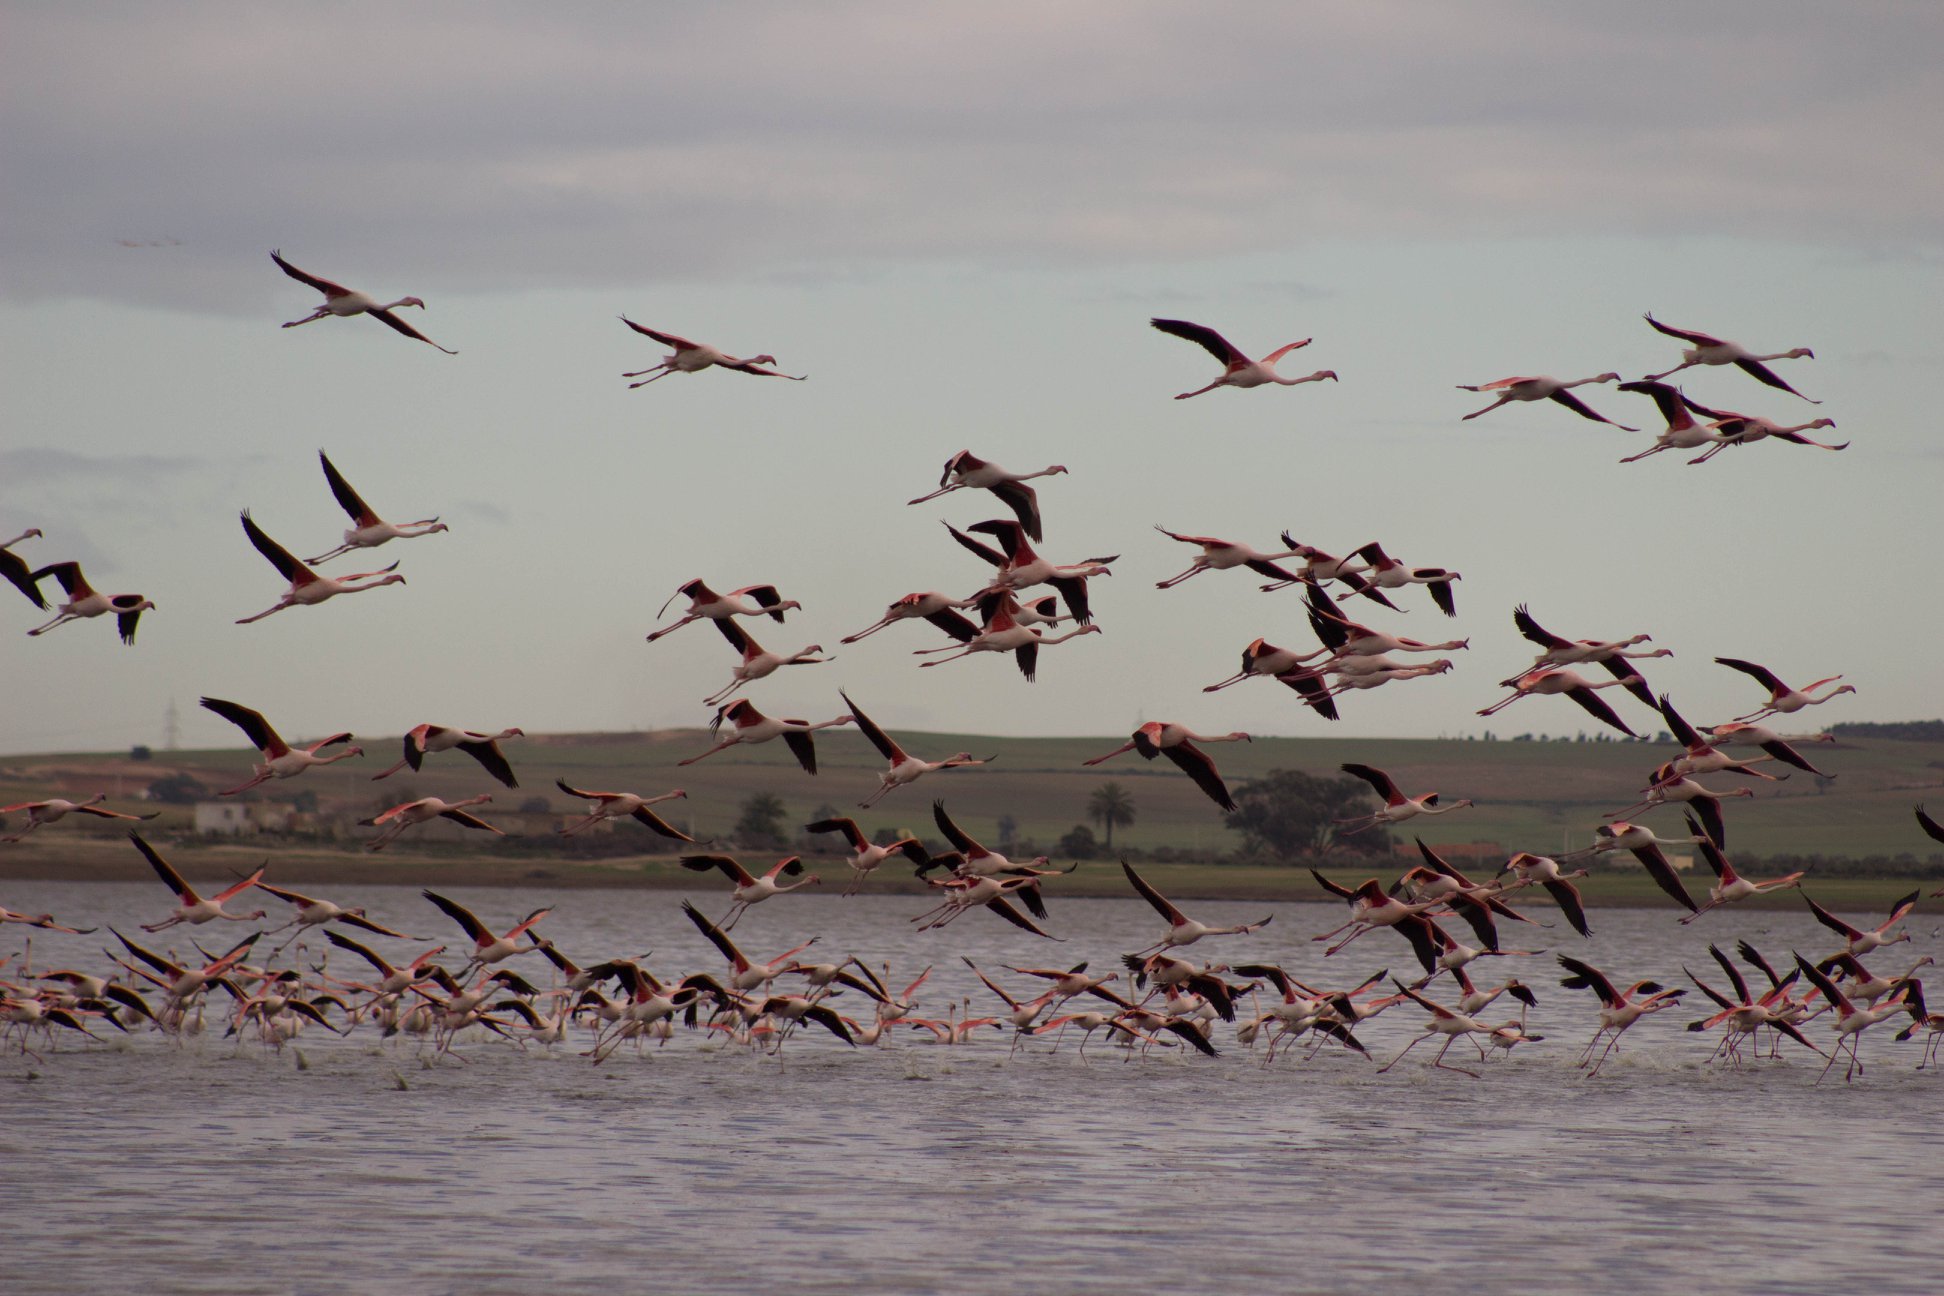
[25,562,154,644]
[0,795,154,843]
[272,250,455,353]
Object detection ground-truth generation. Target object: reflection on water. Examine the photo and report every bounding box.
[1,881,1938,1295]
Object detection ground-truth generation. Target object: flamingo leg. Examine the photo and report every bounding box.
[235,600,293,625]
[1174,379,1227,400]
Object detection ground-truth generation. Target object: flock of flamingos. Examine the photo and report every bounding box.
[3,249,1939,1085]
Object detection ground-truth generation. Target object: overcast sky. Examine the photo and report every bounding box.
[4,2,1940,758]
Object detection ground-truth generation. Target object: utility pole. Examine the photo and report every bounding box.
[163,698,181,751]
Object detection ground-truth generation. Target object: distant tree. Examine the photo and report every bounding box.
[997,814,1019,848]
[1087,782,1136,849]
[1226,768,1391,860]
[145,772,206,805]
[1057,824,1099,860]
[129,745,153,762]
[735,792,788,849]
[519,795,551,814]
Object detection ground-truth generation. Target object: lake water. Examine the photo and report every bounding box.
[2,880,1939,1295]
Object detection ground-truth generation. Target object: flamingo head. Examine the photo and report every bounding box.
[1594,373,1622,383]
[1314,370,1340,382]
[399,297,428,311]
[747,354,780,366]
[1790,348,1814,360]
[344,745,366,759]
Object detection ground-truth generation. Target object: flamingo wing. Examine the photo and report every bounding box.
[741,585,792,622]
[1541,879,1591,938]
[1568,686,1638,737]
[923,606,980,643]
[1512,604,1571,651]
[456,739,519,788]
[984,895,1058,939]
[780,729,818,775]
[619,318,699,350]
[1150,317,1246,367]
[439,809,504,834]
[317,451,380,527]
[1161,742,1236,812]
[1733,358,1814,400]
[841,691,903,763]
[1120,861,1186,926]
[270,250,350,298]
[422,890,492,944]
[1556,955,1622,1008]
[1340,763,1402,804]
[1598,656,1656,707]
[128,832,193,901]
[931,801,979,855]
[1642,313,1721,347]
[0,546,46,609]
[681,854,755,886]
[805,817,868,851]
[1628,843,1700,913]
[943,522,1006,568]
[1713,657,1786,694]
[199,696,277,752]
[988,479,1046,542]
[629,805,694,842]
[240,511,307,583]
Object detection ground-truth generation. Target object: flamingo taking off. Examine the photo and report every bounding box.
[1081,721,1250,812]
[271,250,455,353]
[679,854,819,930]
[803,816,930,895]
[359,795,504,852]
[907,451,1067,541]
[1456,373,1635,428]
[306,451,449,564]
[1641,313,1817,402]
[421,891,552,971]
[842,691,991,809]
[25,562,154,644]
[235,511,405,624]
[199,696,362,794]
[1150,318,1336,399]
[619,317,804,385]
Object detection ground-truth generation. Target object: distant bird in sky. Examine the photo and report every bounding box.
[307,451,448,564]
[647,579,802,644]
[619,317,804,385]
[907,451,1067,542]
[25,561,153,644]
[1456,373,1635,428]
[1150,318,1336,399]
[1640,313,1817,402]
[235,510,405,624]
[1,529,46,609]
[271,250,456,354]
[1081,721,1250,812]
[371,724,525,787]
[199,696,362,794]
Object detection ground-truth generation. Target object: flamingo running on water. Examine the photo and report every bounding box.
[271,250,456,353]
[25,562,154,644]
[1641,313,1817,402]
[619,317,804,385]
[306,451,449,564]
[907,451,1067,542]
[1150,318,1336,399]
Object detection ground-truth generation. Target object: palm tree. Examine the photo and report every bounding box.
[1087,782,1136,850]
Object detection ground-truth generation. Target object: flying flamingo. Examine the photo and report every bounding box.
[619,317,804,385]
[842,691,991,808]
[1641,313,1817,401]
[678,699,852,773]
[1556,954,1688,1076]
[840,591,979,645]
[1679,837,1805,924]
[1615,380,1736,463]
[1805,891,1920,958]
[1688,413,1845,464]
[1699,722,1833,778]
[912,590,1102,681]
[1655,695,1786,783]
[1505,604,1669,706]
[647,579,802,643]
[1150,318,1336,399]
[1456,373,1635,428]
[0,795,155,843]
[907,451,1068,541]
[25,561,154,644]
[130,833,267,932]
[910,873,1057,937]
[700,619,828,706]
[1793,954,1911,1084]
[1151,527,1307,589]
[802,816,930,895]
[1476,668,1644,737]
[1303,585,1468,658]
[681,900,819,994]
[927,801,1071,882]
[1560,817,1705,913]
[255,882,419,956]
[1082,721,1250,812]
[1713,656,1855,721]
[1120,861,1271,954]
[1,529,46,608]
[1349,542,1461,616]
[359,795,504,852]
[1494,853,1592,938]
[1375,982,1492,1079]
[1606,763,1754,849]
[1312,657,1455,699]
[235,510,405,624]
[1308,871,1445,972]
[1335,762,1474,836]
[553,781,692,841]
[945,520,1115,623]
[1203,637,1333,691]
[0,904,94,933]
[421,891,552,971]
[1256,537,1400,606]
[679,854,820,930]
[271,250,456,353]
[199,696,362,794]
[371,724,525,787]
[306,451,449,564]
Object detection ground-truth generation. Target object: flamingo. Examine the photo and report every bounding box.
[619,317,804,385]
[1793,954,1911,1084]
[25,561,154,644]
[1805,891,1920,958]
[255,883,418,955]
[1149,318,1335,399]
[1308,871,1445,972]
[1,529,46,608]
[681,900,818,994]
[700,619,829,706]
[1151,527,1307,589]
[1203,637,1333,691]
[1702,722,1834,777]
[0,795,155,843]
[1689,413,1845,464]
[1606,764,1755,849]
[421,891,552,971]
[841,691,991,809]
[553,781,692,841]
[945,519,1115,623]
[1456,373,1635,428]
[271,250,455,353]
[1312,657,1455,698]
[198,696,362,794]
[1256,537,1400,606]
[961,959,1059,1051]
[1560,817,1705,913]
[1714,656,1855,721]
[359,795,504,852]
[1304,584,1468,658]
[678,699,852,773]
[907,451,1068,541]
[646,579,802,643]
[1893,980,1944,1069]
[1335,762,1474,836]
[1476,668,1644,737]
[1494,853,1592,938]
[1556,955,1688,1076]
[0,904,94,933]
[1505,604,1668,706]
[1679,837,1805,924]
[912,590,1102,681]
[1816,952,1935,1007]
[1656,695,1786,783]
[840,591,979,645]
[1349,542,1460,616]
[1082,721,1249,812]
[1120,861,1271,954]
[1615,380,1736,463]
[129,833,267,932]
[305,451,449,564]
[927,800,1070,881]
[679,854,820,930]
[803,816,929,895]
[323,930,447,1000]
[235,510,404,624]
[1641,313,1817,401]
[1375,982,1492,1079]
[908,873,1058,937]
[371,724,525,787]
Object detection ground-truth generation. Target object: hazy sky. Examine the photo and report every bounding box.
[4,3,1941,758]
